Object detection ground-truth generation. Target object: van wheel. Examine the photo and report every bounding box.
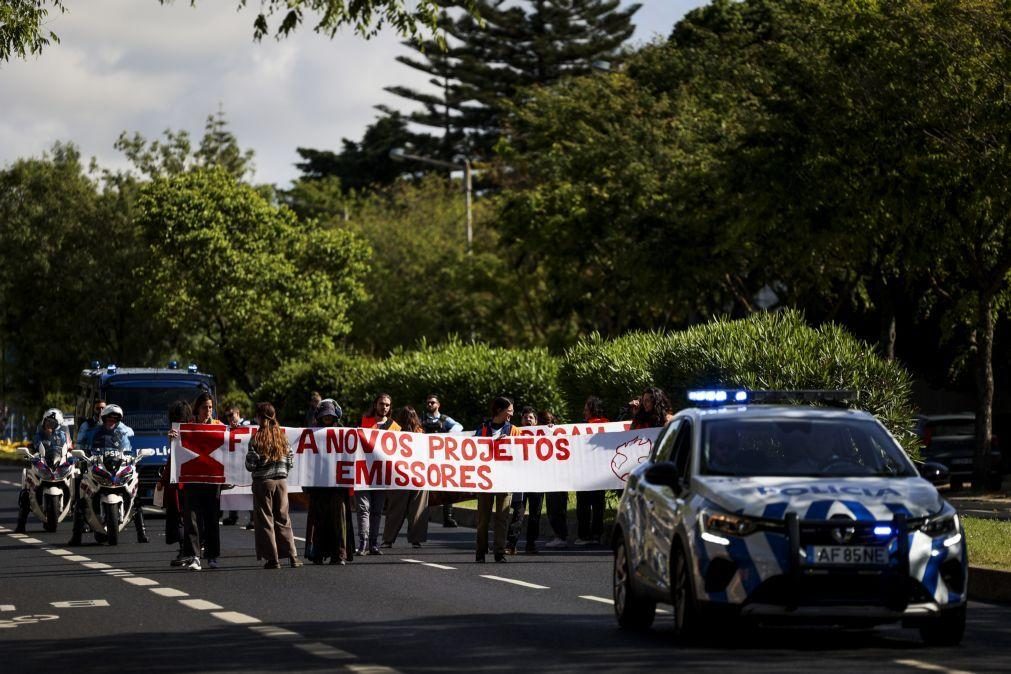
[919,605,966,646]
[671,540,701,640]
[613,536,655,630]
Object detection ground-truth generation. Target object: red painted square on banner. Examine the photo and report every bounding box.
[177,423,226,483]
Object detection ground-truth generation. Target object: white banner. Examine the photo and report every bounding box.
[171,421,658,492]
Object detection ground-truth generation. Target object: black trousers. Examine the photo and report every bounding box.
[545,492,569,540]
[506,492,544,549]
[576,490,606,540]
[183,484,220,559]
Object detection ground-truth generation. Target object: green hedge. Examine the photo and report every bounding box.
[255,340,566,429]
[560,310,918,453]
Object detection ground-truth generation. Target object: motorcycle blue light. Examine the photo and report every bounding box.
[873,525,892,536]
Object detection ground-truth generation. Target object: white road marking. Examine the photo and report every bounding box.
[50,600,110,608]
[46,548,72,556]
[150,587,188,598]
[101,569,133,576]
[210,611,259,624]
[295,642,355,660]
[346,665,401,674]
[82,562,112,569]
[179,598,223,610]
[579,595,614,605]
[122,577,159,587]
[65,555,90,562]
[894,660,974,674]
[8,533,27,539]
[248,625,299,638]
[20,537,43,544]
[401,558,456,570]
[480,575,549,589]
[0,605,14,612]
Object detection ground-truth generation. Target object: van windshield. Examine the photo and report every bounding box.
[104,386,208,431]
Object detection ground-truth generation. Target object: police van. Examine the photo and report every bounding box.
[613,390,966,646]
[74,363,216,506]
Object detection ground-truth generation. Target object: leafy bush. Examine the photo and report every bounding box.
[256,339,566,428]
[560,310,918,453]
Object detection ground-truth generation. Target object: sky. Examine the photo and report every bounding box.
[0,1,706,187]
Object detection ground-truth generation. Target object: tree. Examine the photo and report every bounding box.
[0,1,446,62]
[136,167,371,395]
[294,112,414,191]
[385,0,640,160]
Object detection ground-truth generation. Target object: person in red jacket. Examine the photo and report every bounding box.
[575,396,609,545]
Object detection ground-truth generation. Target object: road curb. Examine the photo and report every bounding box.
[432,506,1011,604]
[969,566,1011,604]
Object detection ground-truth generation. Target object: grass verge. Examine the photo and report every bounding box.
[963,516,1011,572]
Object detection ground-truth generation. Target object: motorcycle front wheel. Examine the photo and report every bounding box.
[44,495,60,532]
[103,502,120,546]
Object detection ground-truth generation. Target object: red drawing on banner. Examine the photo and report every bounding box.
[611,436,651,482]
[178,424,226,483]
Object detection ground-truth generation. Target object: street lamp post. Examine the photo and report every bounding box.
[389,148,472,255]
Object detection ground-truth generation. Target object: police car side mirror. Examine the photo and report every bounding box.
[917,461,949,486]
[645,461,682,492]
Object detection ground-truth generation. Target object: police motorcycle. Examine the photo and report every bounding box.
[15,409,77,532]
[71,405,154,545]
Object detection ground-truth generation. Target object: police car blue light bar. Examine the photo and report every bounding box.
[687,389,856,406]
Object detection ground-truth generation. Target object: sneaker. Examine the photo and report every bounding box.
[290,557,303,568]
[494,553,507,563]
[221,516,238,526]
[369,546,382,556]
[544,537,568,549]
[379,542,393,549]
[505,546,516,556]
[355,547,366,556]
[263,560,281,569]
[186,558,202,571]
[573,538,592,546]
[170,553,188,567]
[443,518,459,528]
[411,542,422,549]
[475,552,486,563]
[208,558,219,569]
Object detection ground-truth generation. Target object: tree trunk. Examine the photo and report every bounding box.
[880,310,896,361]
[973,295,995,491]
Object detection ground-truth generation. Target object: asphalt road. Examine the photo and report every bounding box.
[1,467,1009,674]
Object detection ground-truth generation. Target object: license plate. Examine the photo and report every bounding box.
[806,545,888,566]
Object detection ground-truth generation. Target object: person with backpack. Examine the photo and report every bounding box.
[421,393,463,527]
[474,396,521,563]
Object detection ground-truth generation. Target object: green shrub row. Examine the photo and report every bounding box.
[257,310,917,454]
[256,339,566,430]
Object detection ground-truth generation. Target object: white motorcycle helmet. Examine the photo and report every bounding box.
[100,404,125,421]
[42,408,65,428]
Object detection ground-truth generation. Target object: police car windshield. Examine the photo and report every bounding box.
[701,418,916,478]
[104,387,206,431]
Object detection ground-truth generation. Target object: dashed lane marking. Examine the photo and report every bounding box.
[20,537,43,544]
[894,660,974,674]
[0,605,14,612]
[8,533,27,539]
[179,598,223,610]
[249,625,298,638]
[45,548,72,556]
[402,558,456,570]
[150,587,188,598]
[50,600,110,608]
[82,562,112,570]
[65,555,90,562]
[101,569,133,577]
[480,575,549,590]
[210,611,259,624]
[121,577,159,587]
[346,665,401,674]
[578,594,669,613]
[295,642,355,660]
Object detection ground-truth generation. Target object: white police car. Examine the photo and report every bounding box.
[612,390,967,645]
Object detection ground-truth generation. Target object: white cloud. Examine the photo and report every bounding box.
[0,0,699,186]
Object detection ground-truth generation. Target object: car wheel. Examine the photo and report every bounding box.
[919,604,966,646]
[613,535,656,630]
[671,539,701,641]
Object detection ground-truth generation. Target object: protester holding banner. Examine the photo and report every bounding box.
[575,396,609,546]
[161,400,194,566]
[357,393,401,555]
[422,394,464,528]
[246,402,302,569]
[304,399,351,565]
[474,396,521,563]
[506,406,544,555]
[540,410,571,549]
[628,386,674,430]
[175,391,224,570]
[381,406,430,549]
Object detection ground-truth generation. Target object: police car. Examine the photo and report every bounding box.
[612,390,967,646]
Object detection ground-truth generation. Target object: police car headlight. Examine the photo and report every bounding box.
[703,511,758,539]
[920,512,959,539]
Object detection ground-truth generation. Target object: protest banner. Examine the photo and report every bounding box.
[171,421,659,492]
